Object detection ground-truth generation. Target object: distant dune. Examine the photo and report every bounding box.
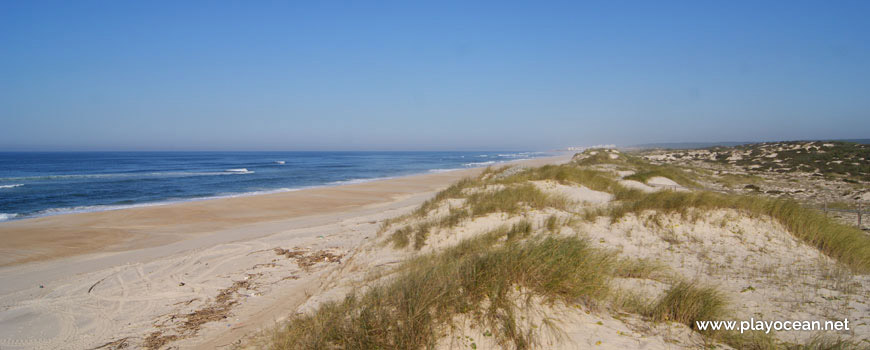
[628,138,870,150]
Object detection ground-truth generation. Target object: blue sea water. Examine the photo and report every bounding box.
[0,151,554,221]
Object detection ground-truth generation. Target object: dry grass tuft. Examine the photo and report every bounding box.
[267,235,616,350]
[146,275,259,349]
[466,183,569,216]
[718,331,779,350]
[496,164,620,193]
[623,166,700,187]
[647,281,727,329]
[274,248,344,268]
[387,180,570,250]
[613,257,668,280]
[608,190,870,272]
[278,157,870,349]
[786,336,870,350]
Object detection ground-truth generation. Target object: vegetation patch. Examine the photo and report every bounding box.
[647,281,727,328]
[647,141,870,181]
[146,274,259,349]
[466,183,569,216]
[267,234,616,350]
[274,247,344,268]
[607,190,870,272]
[785,336,870,350]
[623,166,700,188]
[387,171,578,249]
[267,156,870,349]
[494,164,620,193]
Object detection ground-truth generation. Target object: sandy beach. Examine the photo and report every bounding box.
[4,2,867,348]
[0,155,569,350]
[3,149,868,350]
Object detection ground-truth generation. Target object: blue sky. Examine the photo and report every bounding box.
[1,1,868,151]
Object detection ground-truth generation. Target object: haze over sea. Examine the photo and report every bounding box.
[0,151,552,221]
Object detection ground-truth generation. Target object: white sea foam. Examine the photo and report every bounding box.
[2,154,552,222]
[498,152,545,158]
[210,187,300,198]
[0,170,254,181]
[328,176,397,186]
[428,168,459,173]
[498,153,525,158]
[2,175,411,221]
[15,187,305,221]
[462,156,537,168]
[463,161,497,167]
[225,168,254,174]
[33,205,155,217]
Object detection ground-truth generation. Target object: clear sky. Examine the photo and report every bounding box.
[1,1,868,151]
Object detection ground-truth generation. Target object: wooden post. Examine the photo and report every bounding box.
[859,204,863,229]
[824,200,828,217]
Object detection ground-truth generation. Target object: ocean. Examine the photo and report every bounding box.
[0,151,554,222]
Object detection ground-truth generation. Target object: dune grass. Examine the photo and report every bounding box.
[572,149,629,166]
[639,281,868,350]
[389,182,568,249]
[647,281,727,328]
[391,159,870,271]
[569,149,869,273]
[378,177,483,235]
[466,183,570,216]
[612,257,668,280]
[544,214,559,232]
[571,148,702,188]
[643,281,781,350]
[389,225,412,248]
[414,177,479,216]
[623,166,700,188]
[608,190,870,273]
[382,163,629,246]
[786,336,870,350]
[495,165,620,192]
[268,234,616,350]
[505,220,533,241]
[718,331,780,350]
[269,157,870,349]
[271,228,839,350]
[715,173,766,189]
[383,165,588,248]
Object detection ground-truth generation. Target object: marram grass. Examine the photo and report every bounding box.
[609,190,870,273]
[267,235,615,350]
[267,159,870,349]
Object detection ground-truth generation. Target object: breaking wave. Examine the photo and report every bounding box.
[0,170,254,181]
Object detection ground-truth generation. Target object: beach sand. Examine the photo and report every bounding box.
[0,156,568,268]
[0,155,570,350]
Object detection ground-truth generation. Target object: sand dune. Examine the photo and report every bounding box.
[258,150,870,350]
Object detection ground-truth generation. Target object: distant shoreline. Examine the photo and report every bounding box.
[0,151,564,223]
[0,155,571,268]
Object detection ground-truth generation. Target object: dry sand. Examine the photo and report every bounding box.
[7,152,864,350]
[0,155,569,350]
